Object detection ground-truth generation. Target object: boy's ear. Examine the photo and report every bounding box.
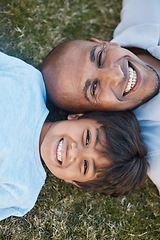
[65,179,82,188]
[67,113,83,120]
[90,37,120,47]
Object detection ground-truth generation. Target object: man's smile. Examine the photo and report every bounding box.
[121,58,143,99]
[123,66,137,95]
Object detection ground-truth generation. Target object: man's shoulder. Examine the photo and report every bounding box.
[112,0,160,60]
[134,93,160,121]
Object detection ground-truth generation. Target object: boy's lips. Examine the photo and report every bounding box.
[56,138,63,165]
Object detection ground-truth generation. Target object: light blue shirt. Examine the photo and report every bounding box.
[0,52,49,220]
[112,0,160,193]
[112,0,160,60]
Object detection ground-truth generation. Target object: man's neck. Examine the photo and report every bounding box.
[138,53,160,80]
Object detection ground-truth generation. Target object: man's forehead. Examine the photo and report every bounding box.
[65,40,99,56]
[56,41,102,111]
[60,43,90,83]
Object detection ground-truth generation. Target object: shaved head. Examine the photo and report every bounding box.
[41,40,88,112]
[41,39,160,113]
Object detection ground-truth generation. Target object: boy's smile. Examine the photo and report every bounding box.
[43,39,160,112]
[40,118,110,185]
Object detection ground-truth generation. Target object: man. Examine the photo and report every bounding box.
[41,39,160,113]
[41,0,160,193]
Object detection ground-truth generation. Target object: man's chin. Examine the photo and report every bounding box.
[137,64,160,107]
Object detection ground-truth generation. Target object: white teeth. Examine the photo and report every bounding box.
[57,139,63,163]
[125,66,137,94]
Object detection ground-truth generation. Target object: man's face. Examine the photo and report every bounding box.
[47,39,159,112]
[40,118,109,185]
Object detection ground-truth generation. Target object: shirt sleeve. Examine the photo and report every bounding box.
[111,0,160,59]
[147,153,160,194]
[0,184,32,221]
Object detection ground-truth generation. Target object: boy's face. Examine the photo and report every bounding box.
[44,39,159,112]
[40,118,109,185]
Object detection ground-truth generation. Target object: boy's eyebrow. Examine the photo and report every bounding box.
[95,128,99,148]
[90,45,98,62]
[93,128,99,174]
[93,160,96,175]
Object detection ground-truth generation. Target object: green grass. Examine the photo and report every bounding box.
[0,0,160,239]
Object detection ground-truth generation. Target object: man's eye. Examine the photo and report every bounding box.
[86,130,90,145]
[98,50,103,67]
[97,47,106,68]
[84,160,88,175]
[92,81,97,96]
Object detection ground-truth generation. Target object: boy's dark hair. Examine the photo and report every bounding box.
[75,111,148,197]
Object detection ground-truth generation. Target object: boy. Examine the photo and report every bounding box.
[0,51,147,221]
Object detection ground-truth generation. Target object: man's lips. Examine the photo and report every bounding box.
[122,56,145,97]
[123,65,137,96]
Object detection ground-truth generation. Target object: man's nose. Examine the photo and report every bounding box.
[100,46,124,86]
[105,45,121,66]
[100,65,123,87]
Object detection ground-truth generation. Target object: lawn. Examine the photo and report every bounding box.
[0,0,160,239]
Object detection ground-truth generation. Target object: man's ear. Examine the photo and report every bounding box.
[90,37,109,44]
[65,179,82,188]
[90,37,120,47]
[67,113,83,120]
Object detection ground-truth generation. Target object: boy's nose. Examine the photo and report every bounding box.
[68,142,79,162]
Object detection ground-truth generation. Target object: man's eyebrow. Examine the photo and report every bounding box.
[83,79,92,103]
[90,45,98,62]
[83,45,99,103]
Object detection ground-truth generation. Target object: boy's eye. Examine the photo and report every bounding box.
[86,130,90,145]
[84,160,88,175]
